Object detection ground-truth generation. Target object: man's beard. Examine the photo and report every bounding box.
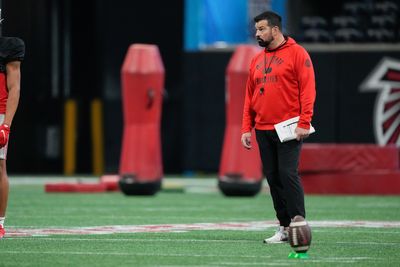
[257,37,273,48]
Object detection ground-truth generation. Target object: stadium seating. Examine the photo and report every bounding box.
[301,16,329,29]
[366,28,396,42]
[302,29,333,43]
[334,28,365,42]
[332,16,360,29]
[298,0,400,43]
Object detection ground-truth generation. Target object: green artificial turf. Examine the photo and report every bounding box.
[1,182,399,266]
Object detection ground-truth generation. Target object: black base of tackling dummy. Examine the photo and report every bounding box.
[218,174,262,197]
[119,174,161,196]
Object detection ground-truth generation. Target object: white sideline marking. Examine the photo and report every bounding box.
[337,241,400,246]
[217,256,377,266]
[8,237,399,248]
[6,237,255,242]
[5,220,400,237]
[215,263,286,266]
[0,251,272,258]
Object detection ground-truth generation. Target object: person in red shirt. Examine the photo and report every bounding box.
[241,11,316,243]
[0,36,25,239]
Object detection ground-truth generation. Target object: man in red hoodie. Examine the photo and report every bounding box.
[241,11,316,243]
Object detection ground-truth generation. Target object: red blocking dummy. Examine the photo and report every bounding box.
[218,45,263,196]
[119,44,164,195]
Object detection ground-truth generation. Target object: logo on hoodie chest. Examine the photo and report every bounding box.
[255,56,284,86]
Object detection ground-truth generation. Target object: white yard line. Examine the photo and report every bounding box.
[4,220,400,237]
[0,251,272,258]
[6,237,255,242]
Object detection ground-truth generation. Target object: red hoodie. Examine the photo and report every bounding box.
[241,37,316,133]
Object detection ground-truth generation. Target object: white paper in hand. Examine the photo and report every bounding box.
[274,116,315,142]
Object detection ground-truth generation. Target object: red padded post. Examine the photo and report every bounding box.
[218,45,263,196]
[300,144,399,172]
[119,44,164,194]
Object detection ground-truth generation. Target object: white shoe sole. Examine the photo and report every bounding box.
[263,239,288,244]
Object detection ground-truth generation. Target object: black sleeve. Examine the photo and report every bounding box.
[2,37,25,63]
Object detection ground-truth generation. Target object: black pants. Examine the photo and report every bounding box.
[255,129,305,227]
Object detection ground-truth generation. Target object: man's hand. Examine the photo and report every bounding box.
[295,127,309,141]
[0,124,10,148]
[241,132,252,149]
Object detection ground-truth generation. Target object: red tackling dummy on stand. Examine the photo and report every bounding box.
[218,45,263,196]
[119,44,164,195]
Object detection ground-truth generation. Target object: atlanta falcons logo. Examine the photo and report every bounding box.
[360,57,400,146]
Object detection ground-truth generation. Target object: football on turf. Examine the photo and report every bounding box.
[288,215,312,253]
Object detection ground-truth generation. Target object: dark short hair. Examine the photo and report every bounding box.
[254,11,282,30]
